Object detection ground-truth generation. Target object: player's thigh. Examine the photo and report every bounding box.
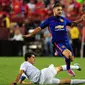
[40,64,57,84]
[54,43,71,58]
[54,43,66,57]
[62,49,72,58]
[55,66,62,73]
[46,78,60,84]
[63,49,74,61]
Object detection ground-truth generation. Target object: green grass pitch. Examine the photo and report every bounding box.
[0,57,85,85]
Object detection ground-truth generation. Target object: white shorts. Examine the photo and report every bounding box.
[39,64,60,84]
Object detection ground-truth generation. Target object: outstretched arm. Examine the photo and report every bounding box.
[10,70,24,85]
[73,14,85,24]
[23,26,41,38]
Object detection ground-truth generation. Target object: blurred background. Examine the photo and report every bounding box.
[0,0,85,57]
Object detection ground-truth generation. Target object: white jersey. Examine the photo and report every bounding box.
[20,61,40,83]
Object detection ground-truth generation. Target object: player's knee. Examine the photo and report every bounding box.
[70,56,74,61]
[63,49,71,59]
[55,66,62,73]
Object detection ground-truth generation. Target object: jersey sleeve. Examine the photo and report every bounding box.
[65,18,72,26]
[40,18,49,29]
[20,63,27,71]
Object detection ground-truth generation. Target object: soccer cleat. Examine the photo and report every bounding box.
[74,63,82,71]
[68,69,75,77]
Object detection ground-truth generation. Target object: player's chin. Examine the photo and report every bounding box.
[58,13,62,16]
[33,62,35,64]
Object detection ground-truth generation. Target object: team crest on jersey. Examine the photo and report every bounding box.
[60,19,64,22]
[62,45,65,48]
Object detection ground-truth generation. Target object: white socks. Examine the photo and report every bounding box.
[62,65,79,71]
[71,79,85,84]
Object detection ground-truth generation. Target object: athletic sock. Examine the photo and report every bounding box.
[71,79,85,84]
[65,58,75,76]
[62,65,79,71]
[65,58,70,70]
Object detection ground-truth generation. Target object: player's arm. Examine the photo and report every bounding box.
[73,14,85,24]
[10,70,24,85]
[18,74,32,84]
[23,26,41,38]
[19,81,32,84]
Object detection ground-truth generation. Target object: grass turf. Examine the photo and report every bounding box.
[0,57,85,85]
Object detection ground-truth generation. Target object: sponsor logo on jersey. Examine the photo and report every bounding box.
[55,25,64,29]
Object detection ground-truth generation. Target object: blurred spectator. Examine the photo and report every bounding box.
[2,14,10,29]
[43,28,53,56]
[22,2,30,18]
[66,0,81,18]
[11,0,23,17]
[0,0,11,13]
[35,0,47,20]
[70,23,81,56]
[11,28,23,56]
[24,18,35,33]
[47,0,55,16]
[27,0,36,13]
[81,26,85,57]
[12,28,23,41]
[80,0,85,14]
[1,14,10,39]
[73,0,82,15]
[0,6,9,19]
[24,18,36,41]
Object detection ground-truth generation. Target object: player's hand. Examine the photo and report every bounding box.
[10,82,17,85]
[82,14,85,21]
[22,34,31,38]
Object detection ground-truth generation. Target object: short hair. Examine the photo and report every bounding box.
[53,3,62,8]
[24,52,33,61]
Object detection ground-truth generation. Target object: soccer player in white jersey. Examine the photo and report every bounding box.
[10,53,85,85]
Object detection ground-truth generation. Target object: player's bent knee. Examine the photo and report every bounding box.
[63,49,71,59]
[70,56,74,61]
[55,66,62,73]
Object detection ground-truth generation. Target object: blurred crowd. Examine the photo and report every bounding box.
[0,0,85,56]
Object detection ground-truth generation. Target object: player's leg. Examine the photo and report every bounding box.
[55,64,81,73]
[62,49,75,76]
[40,65,82,84]
[62,64,81,71]
[54,43,75,76]
[46,78,85,85]
[18,74,32,84]
[63,49,74,61]
[60,78,85,85]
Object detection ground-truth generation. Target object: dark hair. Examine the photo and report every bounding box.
[53,3,62,8]
[24,52,33,61]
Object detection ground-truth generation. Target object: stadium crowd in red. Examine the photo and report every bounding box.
[0,0,85,57]
[0,0,85,40]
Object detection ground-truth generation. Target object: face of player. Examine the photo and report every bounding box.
[28,55,35,64]
[53,6,63,16]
